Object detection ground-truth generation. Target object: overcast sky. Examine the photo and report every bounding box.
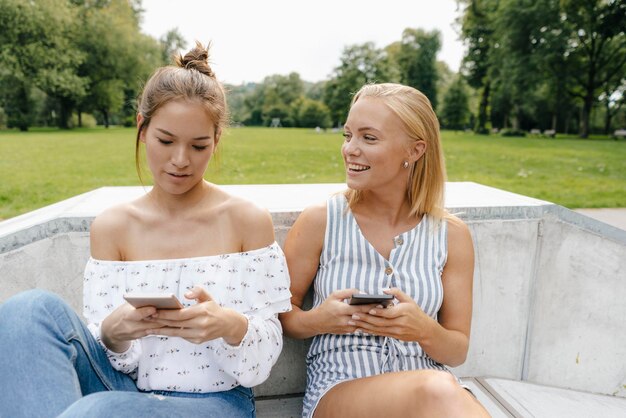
[140,0,466,85]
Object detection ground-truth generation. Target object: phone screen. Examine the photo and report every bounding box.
[123,293,184,309]
[348,294,393,307]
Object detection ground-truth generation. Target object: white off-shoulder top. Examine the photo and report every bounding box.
[82,242,291,392]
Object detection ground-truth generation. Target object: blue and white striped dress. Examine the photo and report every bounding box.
[303,194,452,417]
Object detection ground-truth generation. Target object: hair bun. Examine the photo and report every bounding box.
[175,41,215,78]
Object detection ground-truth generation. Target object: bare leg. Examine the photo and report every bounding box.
[314,370,490,418]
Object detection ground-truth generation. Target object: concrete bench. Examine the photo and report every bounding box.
[2,183,626,417]
[612,129,626,139]
[543,129,556,138]
[529,129,541,135]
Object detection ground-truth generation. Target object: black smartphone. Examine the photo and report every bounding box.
[348,294,394,307]
[124,293,184,310]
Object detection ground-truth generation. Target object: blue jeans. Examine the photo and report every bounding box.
[0,290,255,418]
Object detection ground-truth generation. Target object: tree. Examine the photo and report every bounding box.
[436,61,456,110]
[160,28,187,65]
[0,76,34,131]
[0,0,163,130]
[0,0,87,129]
[261,73,304,126]
[397,28,442,109]
[295,98,331,128]
[74,0,162,128]
[558,0,626,137]
[240,73,304,126]
[459,0,497,134]
[441,77,470,130]
[600,78,626,134]
[323,43,391,127]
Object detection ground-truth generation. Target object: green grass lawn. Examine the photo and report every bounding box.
[1,127,625,220]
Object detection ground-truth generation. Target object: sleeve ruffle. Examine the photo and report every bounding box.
[216,243,293,318]
[87,323,141,374]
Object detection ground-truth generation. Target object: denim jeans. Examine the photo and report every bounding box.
[0,290,255,418]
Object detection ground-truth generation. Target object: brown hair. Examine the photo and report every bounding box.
[135,41,228,177]
[345,83,447,219]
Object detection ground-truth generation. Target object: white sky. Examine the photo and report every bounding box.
[140,0,465,85]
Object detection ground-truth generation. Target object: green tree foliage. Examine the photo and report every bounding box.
[436,61,456,110]
[294,98,332,128]
[323,43,391,127]
[459,0,626,137]
[441,77,470,130]
[397,28,442,110]
[263,73,304,127]
[160,28,187,65]
[232,78,331,128]
[489,0,545,130]
[0,78,34,131]
[0,0,87,130]
[558,0,626,137]
[0,0,162,130]
[74,0,162,128]
[459,0,497,134]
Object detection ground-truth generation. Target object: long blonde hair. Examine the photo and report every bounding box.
[345,83,447,219]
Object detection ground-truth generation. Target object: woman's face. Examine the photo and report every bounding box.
[342,97,420,192]
[140,100,219,195]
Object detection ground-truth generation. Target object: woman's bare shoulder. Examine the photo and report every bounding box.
[444,213,473,252]
[213,190,275,249]
[90,202,136,235]
[287,200,327,244]
[446,213,470,232]
[89,199,148,260]
[299,201,327,228]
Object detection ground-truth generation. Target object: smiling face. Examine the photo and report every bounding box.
[342,97,424,193]
[139,99,220,195]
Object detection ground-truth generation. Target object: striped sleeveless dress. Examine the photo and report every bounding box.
[302,193,453,418]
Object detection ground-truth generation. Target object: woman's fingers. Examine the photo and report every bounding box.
[331,288,360,301]
[185,286,213,303]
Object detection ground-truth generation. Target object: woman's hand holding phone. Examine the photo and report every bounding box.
[309,289,383,336]
[348,293,394,307]
[346,288,435,342]
[101,302,166,353]
[144,286,248,346]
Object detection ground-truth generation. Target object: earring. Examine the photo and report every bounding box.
[403,161,409,169]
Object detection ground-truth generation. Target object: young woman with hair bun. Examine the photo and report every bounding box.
[0,42,291,418]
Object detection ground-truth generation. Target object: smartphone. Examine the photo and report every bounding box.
[348,294,394,307]
[123,293,184,310]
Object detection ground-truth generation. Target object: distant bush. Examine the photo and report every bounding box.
[123,115,135,127]
[297,99,331,129]
[500,129,526,137]
[70,113,97,128]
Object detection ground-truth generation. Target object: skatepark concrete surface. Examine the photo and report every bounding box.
[575,208,626,231]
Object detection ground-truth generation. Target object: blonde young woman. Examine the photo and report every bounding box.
[0,43,291,418]
[280,83,490,418]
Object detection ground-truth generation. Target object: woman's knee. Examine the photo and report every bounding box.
[58,392,143,418]
[1,289,66,315]
[0,289,73,337]
[407,370,461,403]
[404,370,487,416]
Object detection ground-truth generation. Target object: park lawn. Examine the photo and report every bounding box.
[1,127,625,220]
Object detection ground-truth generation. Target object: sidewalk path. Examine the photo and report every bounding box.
[574,208,626,231]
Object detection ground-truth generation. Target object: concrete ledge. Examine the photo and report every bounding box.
[3,183,624,255]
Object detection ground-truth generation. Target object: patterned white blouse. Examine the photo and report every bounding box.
[83,242,292,392]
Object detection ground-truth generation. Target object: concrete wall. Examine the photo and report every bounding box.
[1,183,625,399]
